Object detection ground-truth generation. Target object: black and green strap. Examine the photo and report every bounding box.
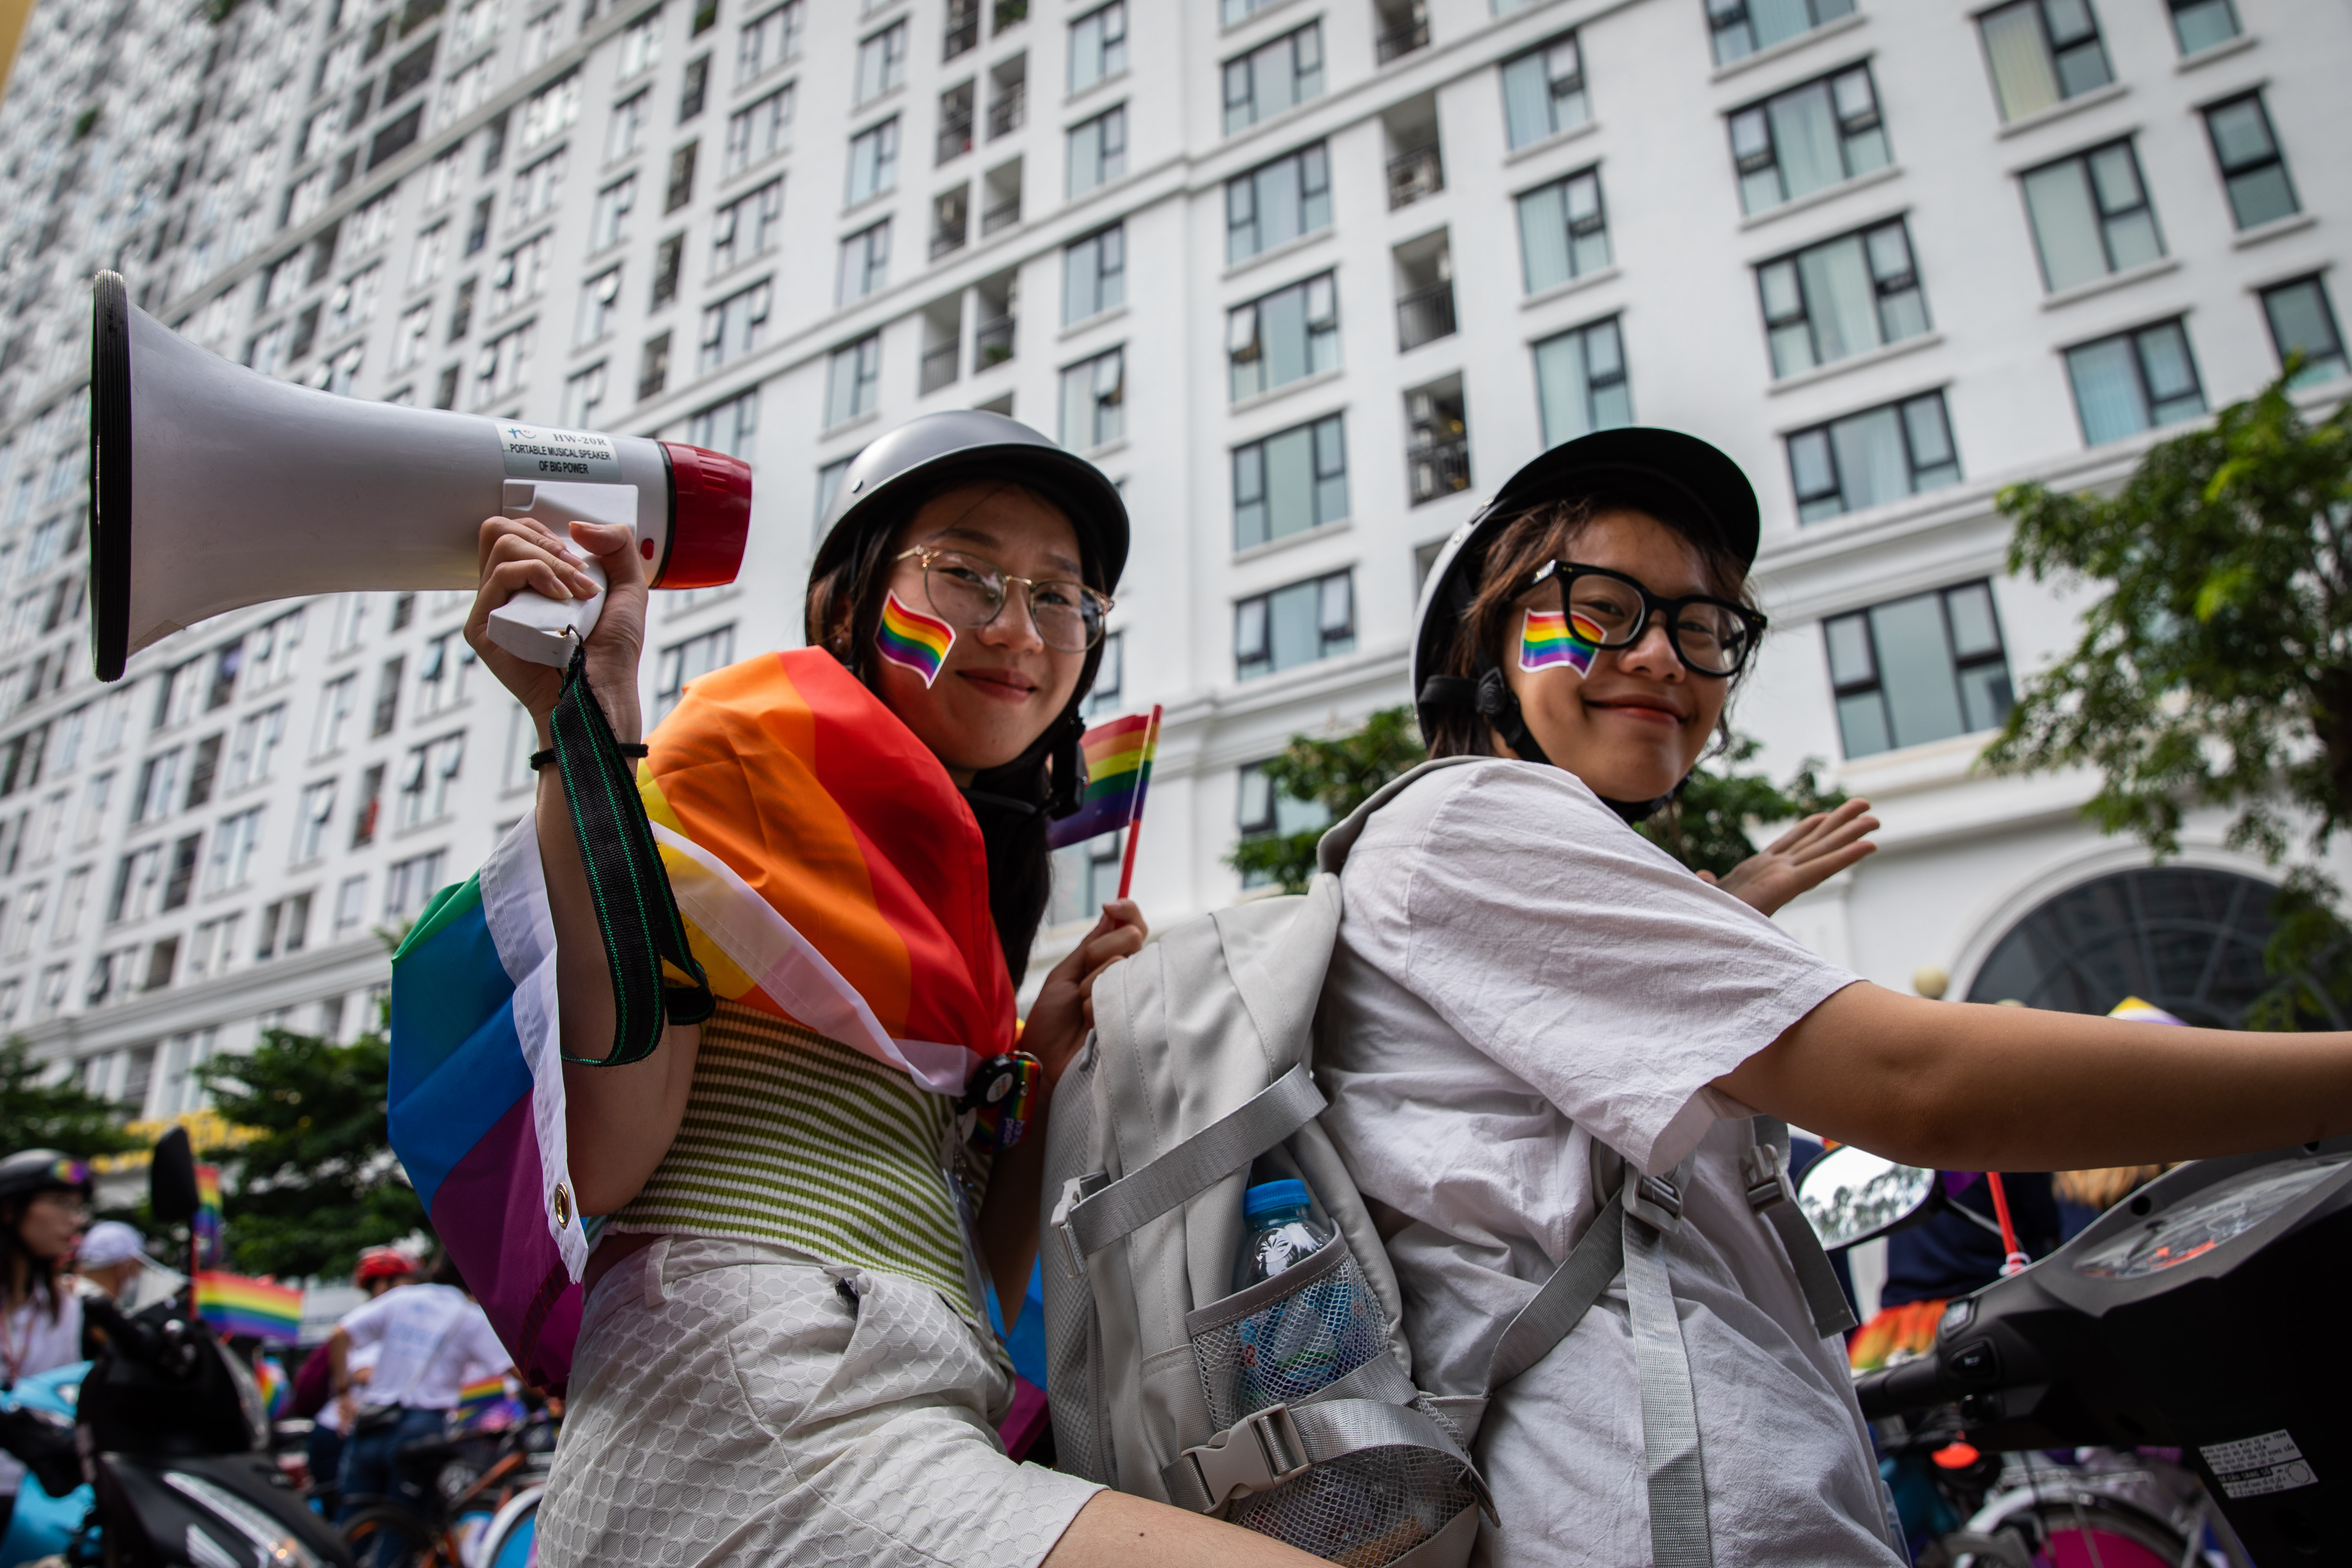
[545,644,715,1066]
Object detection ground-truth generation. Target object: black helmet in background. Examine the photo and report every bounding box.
[0,1150,93,1207]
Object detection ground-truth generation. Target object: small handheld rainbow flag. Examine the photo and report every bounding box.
[253,1355,290,1419]
[875,591,955,688]
[1048,707,1159,853]
[1520,608,1604,677]
[193,1164,224,1269]
[194,1272,303,1343]
[451,1372,523,1433]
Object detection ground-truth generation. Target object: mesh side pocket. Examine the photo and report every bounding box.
[1228,1445,1481,1568]
[1041,1058,1105,1482]
[1191,1243,1384,1431]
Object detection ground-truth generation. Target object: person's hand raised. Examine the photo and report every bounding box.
[463,515,650,745]
[1024,900,1147,1087]
[1701,797,1879,918]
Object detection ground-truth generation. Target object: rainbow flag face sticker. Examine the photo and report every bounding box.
[876,591,956,688]
[1519,608,1604,677]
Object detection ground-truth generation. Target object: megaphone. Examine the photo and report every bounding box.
[86,270,751,680]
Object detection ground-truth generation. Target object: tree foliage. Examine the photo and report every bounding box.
[0,1036,141,1160]
[194,1029,425,1281]
[1224,708,1428,895]
[1639,734,1846,878]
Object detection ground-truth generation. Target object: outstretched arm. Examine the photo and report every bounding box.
[1719,981,2352,1172]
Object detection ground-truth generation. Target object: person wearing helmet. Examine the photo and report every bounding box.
[458,411,1315,1568]
[0,1151,89,1530]
[1315,427,2352,1566]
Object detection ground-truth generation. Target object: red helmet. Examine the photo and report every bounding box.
[354,1248,415,1283]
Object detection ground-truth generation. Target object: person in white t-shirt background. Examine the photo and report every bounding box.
[1323,426,2352,1566]
[328,1247,509,1531]
[305,1246,416,1512]
[0,1150,89,1535]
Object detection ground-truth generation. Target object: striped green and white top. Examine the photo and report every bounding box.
[607,998,986,1325]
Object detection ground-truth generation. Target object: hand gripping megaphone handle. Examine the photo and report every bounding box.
[485,479,626,667]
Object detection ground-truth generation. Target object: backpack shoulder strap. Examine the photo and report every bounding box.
[1742,1116,1858,1338]
[1314,755,1490,877]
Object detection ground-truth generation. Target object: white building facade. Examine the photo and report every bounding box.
[0,0,2344,1114]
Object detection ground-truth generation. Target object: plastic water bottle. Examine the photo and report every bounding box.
[1233,1179,1381,1411]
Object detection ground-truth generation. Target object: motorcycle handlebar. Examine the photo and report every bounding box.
[1855,1354,1956,1420]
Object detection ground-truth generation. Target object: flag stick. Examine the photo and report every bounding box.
[1114,705,1161,902]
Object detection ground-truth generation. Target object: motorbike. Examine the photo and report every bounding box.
[0,1127,356,1568]
[1799,1134,2352,1564]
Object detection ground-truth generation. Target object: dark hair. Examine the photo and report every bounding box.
[0,1198,63,1322]
[804,478,1108,986]
[1426,494,1759,761]
[427,1246,469,1295]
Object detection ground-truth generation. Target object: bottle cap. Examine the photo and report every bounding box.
[1243,1179,1312,1220]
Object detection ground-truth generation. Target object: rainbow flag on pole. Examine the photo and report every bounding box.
[194,1272,303,1343]
[1048,708,1160,850]
[193,1164,224,1269]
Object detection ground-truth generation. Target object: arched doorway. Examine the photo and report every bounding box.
[1964,867,2279,1027]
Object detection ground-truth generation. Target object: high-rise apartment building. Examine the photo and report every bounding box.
[0,0,2344,1114]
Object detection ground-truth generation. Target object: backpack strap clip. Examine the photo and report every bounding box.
[1170,1404,1313,1509]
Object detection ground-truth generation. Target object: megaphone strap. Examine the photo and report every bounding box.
[531,744,647,771]
[544,645,717,1065]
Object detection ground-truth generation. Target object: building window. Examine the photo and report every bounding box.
[1966,867,2279,1023]
[335,873,369,934]
[2020,139,2161,294]
[1500,33,1587,150]
[1059,348,1125,451]
[385,849,449,920]
[1233,414,1347,551]
[1757,219,1928,379]
[592,175,637,251]
[656,625,736,718]
[712,178,785,276]
[1787,391,1960,522]
[397,732,466,829]
[313,674,357,757]
[2166,0,2237,55]
[1236,571,1354,682]
[352,762,385,848]
[2065,319,2204,446]
[1528,325,1629,458]
[577,266,624,346]
[563,361,608,427]
[847,117,900,206]
[1083,630,1123,717]
[1069,2,1127,93]
[1067,104,1127,197]
[1978,0,2113,124]
[1048,833,1125,924]
[1063,224,1125,325]
[1516,167,1610,294]
[1223,24,1323,136]
[725,85,794,176]
[2202,93,2297,232]
[295,779,336,863]
[608,90,650,163]
[619,7,663,79]
[687,387,760,460]
[225,704,287,791]
[667,141,701,213]
[816,456,855,525]
[855,19,908,107]
[473,322,535,409]
[837,221,891,305]
[680,53,711,121]
[520,71,582,152]
[1233,762,1329,890]
[203,807,265,894]
[2260,276,2347,387]
[639,330,672,401]
[738,0,804,86]
[699,278,772,372]
[1228,272,1337,403]
[825,334,882,427]
[1825,580,2011,758]
[1227,143,1331,266]
[490,233,552,317]
[1729,65,1888,216]
[1708,0,1854,67]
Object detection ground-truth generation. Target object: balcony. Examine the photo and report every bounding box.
[981,196,1019,234]
[987,78,1026,139]
[1409,436,1470,504]
[1396,281,1455,351]
[943,0,978,59]
[931,188,970,258]
[975,314,1015,367]
[1388,144,1444,210]
[938,101,974,165]
[921,340,959,393]
[1375,17,1430,64]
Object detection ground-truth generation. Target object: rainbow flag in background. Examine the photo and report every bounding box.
[194,1272,303,1343]
[451,1372,522,1433]
[193,1164,224,1269]
[1048,709,1160,849]
[253,1354,290,1419]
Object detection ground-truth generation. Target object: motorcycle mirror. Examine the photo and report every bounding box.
[150,1126,200,1225]
[1797,1145,1937,1251]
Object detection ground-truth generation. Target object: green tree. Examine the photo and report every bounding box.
[1225,707,1428,894]
[0,1036,140,1159]
[1639,735,1846,879]
[1982,374,2352,1025]
[194,1028,425,1280]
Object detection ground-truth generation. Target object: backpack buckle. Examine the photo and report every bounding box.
[1626,1168,1684,1230]
[1742,1143,1795,1213]
[1050,1172,1110,1281]
[1176,1404,1312,1509]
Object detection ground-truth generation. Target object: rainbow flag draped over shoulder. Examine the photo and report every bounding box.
[194,1272,302,1343]
[1048,710,1158,849]
[386,649,1015,1391]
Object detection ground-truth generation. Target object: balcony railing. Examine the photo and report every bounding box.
[930,222,968,260]
[987,81,1026,138]
[1409,436,1470,504]
[943,0,979,59]
[1388,144,1444,210]
[937,110,974,164]
[975,314,1015,367]
[920,341,959,394]
[1375,17,1430,64]
[1396,281,1456,351]
[981,195,1020,235]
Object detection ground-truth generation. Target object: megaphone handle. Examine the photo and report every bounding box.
[486,556,606,668]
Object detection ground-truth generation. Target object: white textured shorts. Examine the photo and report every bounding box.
[537,1236,1102,1568]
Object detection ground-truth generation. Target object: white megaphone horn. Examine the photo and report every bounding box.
[86,270,751,680]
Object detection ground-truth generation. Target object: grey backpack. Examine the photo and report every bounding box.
[1038,759,1861,1568]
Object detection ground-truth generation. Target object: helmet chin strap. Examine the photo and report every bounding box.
[962,705,1087,822]
[1469,663,1680,826]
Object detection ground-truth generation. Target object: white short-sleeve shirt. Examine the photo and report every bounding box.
[1317,761,1899,1567]
[338,1284,508,1411]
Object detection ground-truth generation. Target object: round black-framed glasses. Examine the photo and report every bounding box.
[895,546,1114,654]
[1528,560,1768,679]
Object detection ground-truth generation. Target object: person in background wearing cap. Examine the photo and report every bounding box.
[458,410,1317,1568]
[1318,427,2352,1566]
[0,1151,88,1534]
[71,1220,181,1321]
